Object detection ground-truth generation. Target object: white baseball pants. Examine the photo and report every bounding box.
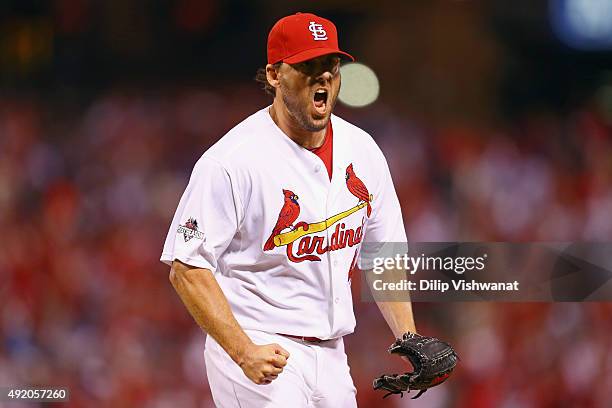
[204,329,357,408]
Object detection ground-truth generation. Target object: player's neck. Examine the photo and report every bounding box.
[269,102,327,150]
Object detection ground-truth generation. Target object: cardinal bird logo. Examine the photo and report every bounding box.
[263,189,300,251]
[346,163,372,217]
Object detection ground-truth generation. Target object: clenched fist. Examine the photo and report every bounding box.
[238,343,290,385]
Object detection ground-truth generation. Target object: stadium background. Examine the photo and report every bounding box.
[1,0,611,406]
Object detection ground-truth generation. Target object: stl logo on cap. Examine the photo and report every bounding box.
[308,21,328,41]
[267,12,354,64]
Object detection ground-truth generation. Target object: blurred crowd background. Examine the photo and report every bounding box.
[1,1,611,407]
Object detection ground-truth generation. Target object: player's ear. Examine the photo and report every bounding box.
[266,63,281,90]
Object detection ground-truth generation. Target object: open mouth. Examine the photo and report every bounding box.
[313,89,328,115]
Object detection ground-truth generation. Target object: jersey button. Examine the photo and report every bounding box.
[333,260,339,267]
[314,165,321,172]
[334,297,340,304]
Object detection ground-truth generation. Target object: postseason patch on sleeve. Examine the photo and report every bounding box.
[177,217,205,242]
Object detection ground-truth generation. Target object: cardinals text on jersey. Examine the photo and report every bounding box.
[263,163,372,263]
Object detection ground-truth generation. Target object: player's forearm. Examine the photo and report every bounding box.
[364,267,417,336]
[169,261,253,365]
[375,300,417,338]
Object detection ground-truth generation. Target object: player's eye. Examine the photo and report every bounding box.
[298,61,312,70]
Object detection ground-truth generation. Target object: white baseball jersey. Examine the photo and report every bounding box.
[161,106,407,339]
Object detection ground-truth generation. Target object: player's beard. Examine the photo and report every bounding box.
[280,79,338,133]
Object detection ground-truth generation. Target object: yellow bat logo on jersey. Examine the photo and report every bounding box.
[263,164,373,263]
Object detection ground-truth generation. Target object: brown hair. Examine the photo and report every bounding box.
[255,63,282,96]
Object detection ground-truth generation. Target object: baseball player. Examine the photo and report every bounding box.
[162,12,456,407]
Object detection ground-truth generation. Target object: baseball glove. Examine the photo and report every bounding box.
[373,332,458,399]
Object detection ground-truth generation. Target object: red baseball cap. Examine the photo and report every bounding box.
[267,12,354,65]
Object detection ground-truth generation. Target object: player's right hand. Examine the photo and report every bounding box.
[238,343,290,385]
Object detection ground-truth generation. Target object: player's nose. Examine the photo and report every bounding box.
[313,70,333,86]
[319,71,332,81]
